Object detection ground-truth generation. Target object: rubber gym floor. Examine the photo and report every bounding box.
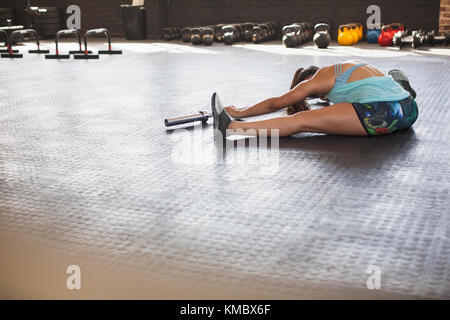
[0,40,449,299]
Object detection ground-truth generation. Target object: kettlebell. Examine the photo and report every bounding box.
[214,24,225,42]
[282,24,301,48]
[268,21,278,39]
[355,23,363,41]
[201,27,215,46]
[260,24,270,41]
[348,24,359,44]
[300,22,314,43]
[190,27,202,45]
[233,24,242,42]
[252,26,263,43]
[222,25,236,45]
[367,28,381,43]
[162,27,171,41]
[412,30,424,49]
[378,23,405,46]
[181,27,192,42]
[338,24,354,46]
[378,25,393,46]
[313,23,331,49]
[242,22,255,42]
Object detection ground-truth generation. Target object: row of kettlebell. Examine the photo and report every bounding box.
[338,22,407,46]
[337,23,363,46]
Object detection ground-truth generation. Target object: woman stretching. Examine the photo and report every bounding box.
[212,61,418,137]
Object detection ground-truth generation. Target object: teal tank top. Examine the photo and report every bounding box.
[325,63,410,104]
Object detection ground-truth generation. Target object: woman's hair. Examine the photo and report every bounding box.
[286,66,319,115]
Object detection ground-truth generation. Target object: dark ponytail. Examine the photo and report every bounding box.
[286,66,319,115]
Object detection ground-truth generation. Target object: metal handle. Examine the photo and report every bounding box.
[0,29,7,47]
[165,111,211,127]
[84,28,111,54]
[55,29,82,54]
[10,29,40,48]
[314,23,330,33]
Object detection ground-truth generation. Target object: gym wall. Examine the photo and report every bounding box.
[1,0,441,38]
[58,0,124,36]
[1,0,58,32]
[166,0,440,38]
[1,0,124,36]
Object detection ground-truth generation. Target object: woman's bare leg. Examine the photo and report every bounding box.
[228,103,368,137]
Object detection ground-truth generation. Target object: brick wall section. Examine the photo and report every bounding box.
[1,0,441,38]
[441,0,450,31]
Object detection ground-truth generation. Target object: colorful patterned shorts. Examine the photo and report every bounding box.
[352,96,419,136]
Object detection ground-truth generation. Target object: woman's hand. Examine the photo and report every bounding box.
[224,106,242,118]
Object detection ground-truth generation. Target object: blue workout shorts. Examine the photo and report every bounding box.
[352,95,419,136]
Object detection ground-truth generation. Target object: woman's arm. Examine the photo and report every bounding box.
[226,97,279,118]
[225,66,334,118]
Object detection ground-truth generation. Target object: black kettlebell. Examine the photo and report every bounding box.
[412,30,420,49]
[201,27,215,46]
[252,26,263,43]
[181,27,192,42]
[235,24,243,42]
[299,22,313,44]
[222,25,236,45]
[214,24,225,42]
[267,21,277,39]
[162,27,171,41]
[282,24,301,48]
[242,23,255,42]
[190,27,202,45]
[426,30,435,46]
[165,27,179,40]
[313,23,331,48]
[260,24,270,41]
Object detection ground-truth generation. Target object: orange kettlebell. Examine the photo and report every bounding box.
[356,23,363,41]
[348,23,360,43]
[338,24,354,46]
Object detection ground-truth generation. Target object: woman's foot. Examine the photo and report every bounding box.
[211,92,232,138]
[389,69,417,99]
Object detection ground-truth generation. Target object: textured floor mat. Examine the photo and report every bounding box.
[0,41,449,298]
